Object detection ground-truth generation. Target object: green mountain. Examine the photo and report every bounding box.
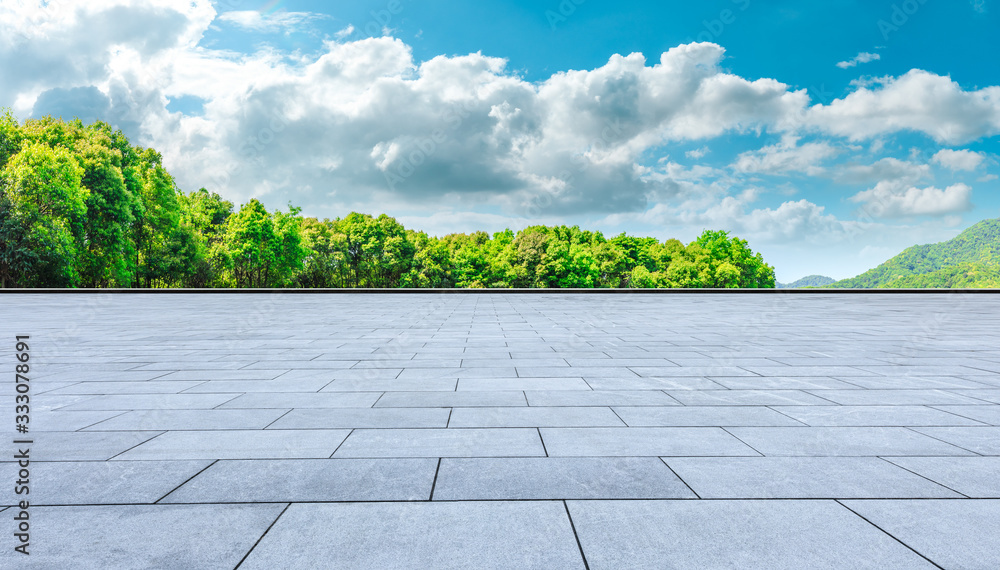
[828,218,1000,288]
[778,275,836,289]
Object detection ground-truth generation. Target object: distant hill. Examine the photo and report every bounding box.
[828,218,1000,288]
[778,275,836,289]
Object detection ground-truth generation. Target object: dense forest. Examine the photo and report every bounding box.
[828,218,1000,289]
[778,275,835,289]
[0,114,775,289]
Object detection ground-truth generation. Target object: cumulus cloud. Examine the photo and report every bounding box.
[932,149,986,171]
[217,10,326,33]
[833,157,932,186]
[808,70,1000,144]
[851,182,974,218]
[836,52,880,69]
[733,136,840,176]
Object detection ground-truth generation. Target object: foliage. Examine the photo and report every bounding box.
[778,275,836,289]
[0,113,776,289]
[829,219,1000,289]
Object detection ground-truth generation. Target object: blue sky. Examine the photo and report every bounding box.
[2,0,998,280]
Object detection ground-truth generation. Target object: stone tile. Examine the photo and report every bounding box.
[710,376,861,390]
[517,366,637,378]
[832,376,995,390]
[613,406,804,427]
[219,392,381,409]
[584,376,726,390]
[0,460,211,506]
[841,500,1000,570]
[947,389,1000,403]
[931,405,1000,425]
[397,367,517,379]
[30,410,125,432]
[539,427,759,457]
[267,408,450,429]
[45,381,206,395]
[804,389,987,406]
[727,427,976,456]
[0,504,285,568]
[448,407,625,427]
[457,377,591,391]
[162,458,437,503]
[668,390,835,406]
[525,390,680,407]
[240,502,585,569]
[32,431,163,461]
[83,409,288,431]
[333,428,545,458]
[114,430,351,460]
[58,393,239,411]
[154,370,285,381]
[630,366,758,377]
[568,500,935,569]
[181,378,332,393]
[884,456,1000,497]
[433,457,696,500]
[741,366,881,377]
[772,406,987,426]
[665,457,960,499]
[374,391,527,407]
[910,427,1000,455]
[319,377,458,391]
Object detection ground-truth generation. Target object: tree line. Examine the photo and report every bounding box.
[0,114,775,289]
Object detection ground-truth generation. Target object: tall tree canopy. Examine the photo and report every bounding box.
[0,114,776,289]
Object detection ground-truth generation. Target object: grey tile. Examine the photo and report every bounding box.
[83,409,288,431]
[631,366,758,377]
[333,428,545,458]
[613,406,804,427]
[666,457,961,498]
[46,381,206,395]
[910,427,1000,455]
[517,366,637,378]
[240,502,585,569]
[267,408,450,429]
[710,376,861,390]
[525,390,680,407]
[772,406,987,426]
[457,377,591,391]
[931,405,1000,425]
[30,410,125,431]
[948,389,1000,403]
[397,367,517,379]
[0,504,285,568]
[841,500,1000,570]
[804,389,987,406]
[568,500,935,569]
[448,407,625,427]
[58,393,239,411]
[31,431,163,461]
[585,376,726,390]
[320,377,458,391]
[115,430,351,460]
[885,456,1000,497]
[219,392,381,409]
[741,366,880,377]
[668,390,835,406]
[374,391,527,407]
[727,427,976,456]
[433,457,696,500]
[162,458,437,503]
[540,427,759,457]
[153,370,285,381]
[0,460,211,506]
[181,378,332,393]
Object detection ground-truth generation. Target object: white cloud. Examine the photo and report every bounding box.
[833,157,931,186]
[808,70,1000,144]
[733,136,840,176]
[851,181,974,218]
[837,52,881,69]
[971,0,987,13]
[932,149,985,171]
[217,10,325,33]
[686,146,710,159]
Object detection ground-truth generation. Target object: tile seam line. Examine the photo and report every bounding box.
[834,500,946,570]
[233,502,292,570]
[154,459,220,504]
[562,500,591,570]
[875,457,971,498]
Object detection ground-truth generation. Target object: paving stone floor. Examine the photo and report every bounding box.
[2,292,1000,568]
